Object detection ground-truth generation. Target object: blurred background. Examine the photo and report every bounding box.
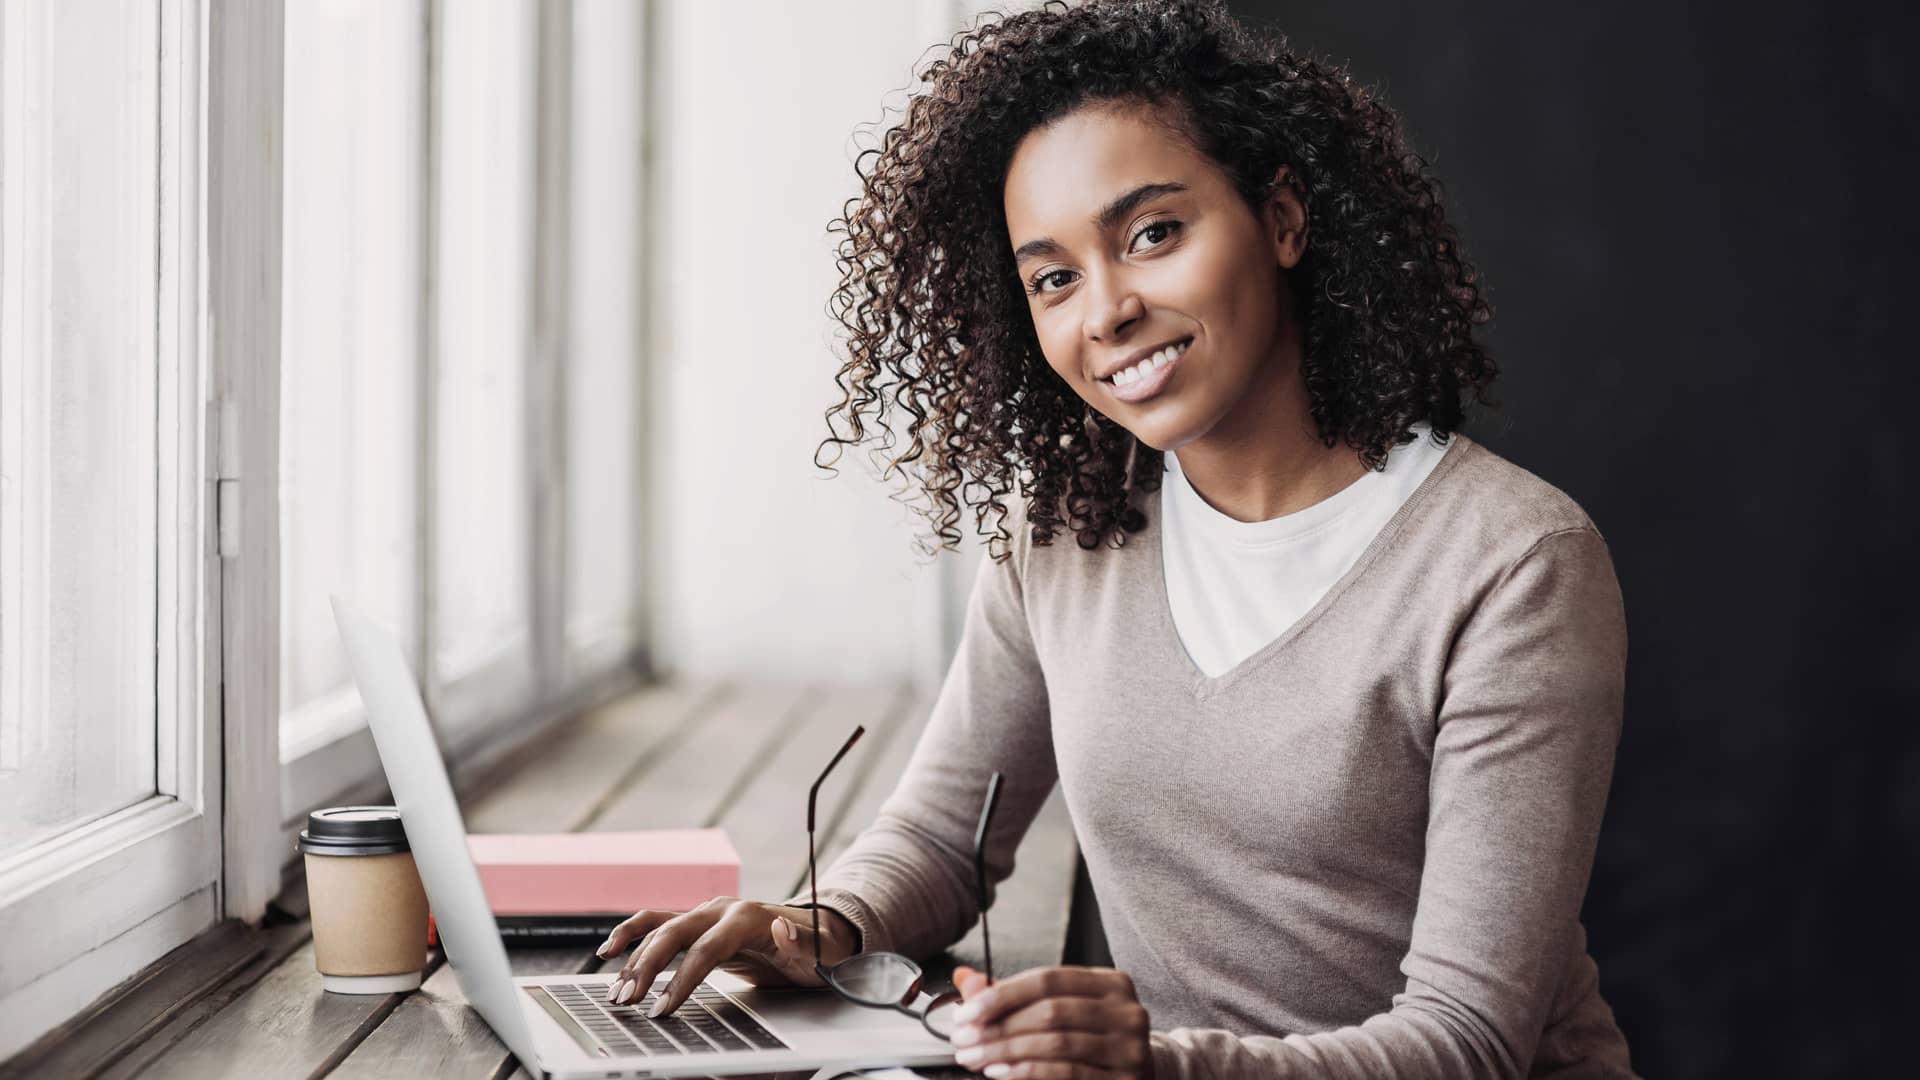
[3,0,1913,1075]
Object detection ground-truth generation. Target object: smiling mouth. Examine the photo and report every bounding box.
[1101,337,1193,386]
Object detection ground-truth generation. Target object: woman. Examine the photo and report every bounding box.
[597,1,1635,1076]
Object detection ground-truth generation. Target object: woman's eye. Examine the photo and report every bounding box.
[1029,269,1074,295]
[1132,220,1181,250]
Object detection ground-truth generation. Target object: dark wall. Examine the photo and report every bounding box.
[1220,2,1918,1076]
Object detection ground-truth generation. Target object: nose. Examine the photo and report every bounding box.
[1082,270,1144,343]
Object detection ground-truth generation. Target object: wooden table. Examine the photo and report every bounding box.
[8,682,1081,1079]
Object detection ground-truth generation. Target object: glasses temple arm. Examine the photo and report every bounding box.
[974,772,1003,983]
[808,725,866,972]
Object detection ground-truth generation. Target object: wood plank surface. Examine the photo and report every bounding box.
[0,920,262,1080]
[112,941,444,1080]
[463,681,725,834]
[93,908,318,1080]
[585,682,818,832]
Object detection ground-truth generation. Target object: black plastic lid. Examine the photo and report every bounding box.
[296,805,411,856]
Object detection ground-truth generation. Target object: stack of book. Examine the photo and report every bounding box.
[428,828,741,947]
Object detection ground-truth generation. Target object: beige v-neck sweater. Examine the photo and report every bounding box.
[798,433,1636,1078]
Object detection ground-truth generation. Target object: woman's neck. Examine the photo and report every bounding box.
[1168,364,1368,523]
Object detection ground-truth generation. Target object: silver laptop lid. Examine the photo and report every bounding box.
[332,596,542,1072]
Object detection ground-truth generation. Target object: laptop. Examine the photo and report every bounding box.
[332,597,960,1079]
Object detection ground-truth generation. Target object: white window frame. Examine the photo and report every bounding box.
[209,0,289,926]
[0,0,237,1056]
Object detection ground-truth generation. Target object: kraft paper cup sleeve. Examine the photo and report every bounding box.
[305,851,430,981]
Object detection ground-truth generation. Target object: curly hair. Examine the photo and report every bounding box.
[815,0,1499,562]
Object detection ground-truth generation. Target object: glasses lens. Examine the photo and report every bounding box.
[826,952,922,1006]
[922,991,965,1040]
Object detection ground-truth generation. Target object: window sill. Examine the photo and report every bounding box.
[0,886,311,1077]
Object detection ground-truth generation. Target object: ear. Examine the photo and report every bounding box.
[1263,164,1309,269]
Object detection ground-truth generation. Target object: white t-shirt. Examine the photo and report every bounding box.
[1161,423,1451,677]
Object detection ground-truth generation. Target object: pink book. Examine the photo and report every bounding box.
[465,829,741,916]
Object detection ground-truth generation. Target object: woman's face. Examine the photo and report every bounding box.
[1002,101,1305,453]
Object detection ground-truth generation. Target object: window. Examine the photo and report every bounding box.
[0,2,161,859]
[0,0,652,1055]
[566,0,647,666]
[279,0,425,769]
[0,0,221,1055]
[277,0,648,836]
[433,0,537,720]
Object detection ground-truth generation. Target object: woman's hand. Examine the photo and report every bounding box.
[946,963,1154,1079]
[595,896,859,1015]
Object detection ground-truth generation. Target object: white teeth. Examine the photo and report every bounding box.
[1107,339,1189,386]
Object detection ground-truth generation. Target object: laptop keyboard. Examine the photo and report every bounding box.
[540,981,791,1056]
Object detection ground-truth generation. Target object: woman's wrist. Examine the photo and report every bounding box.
[816,904,863,954]
[784,900,865,957]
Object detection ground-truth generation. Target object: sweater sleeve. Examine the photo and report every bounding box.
[1150,527,1629,1080]
[782,530,1057,961]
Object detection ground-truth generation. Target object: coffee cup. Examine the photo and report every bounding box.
[297,805,430,993]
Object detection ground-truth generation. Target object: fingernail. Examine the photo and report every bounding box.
[953,1001,978,1024]
[612,978,630,1003]
[647,996,669,1018]
[985,1066,1011,1079]
[950,1024,979,1047]
[955,1047,982,1065]
[595,936,615,957]
[774,917,792,942]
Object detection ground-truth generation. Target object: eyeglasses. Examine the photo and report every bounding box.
[805,725,999,1042]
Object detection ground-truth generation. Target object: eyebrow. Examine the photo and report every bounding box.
[1011,181,1190,265]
